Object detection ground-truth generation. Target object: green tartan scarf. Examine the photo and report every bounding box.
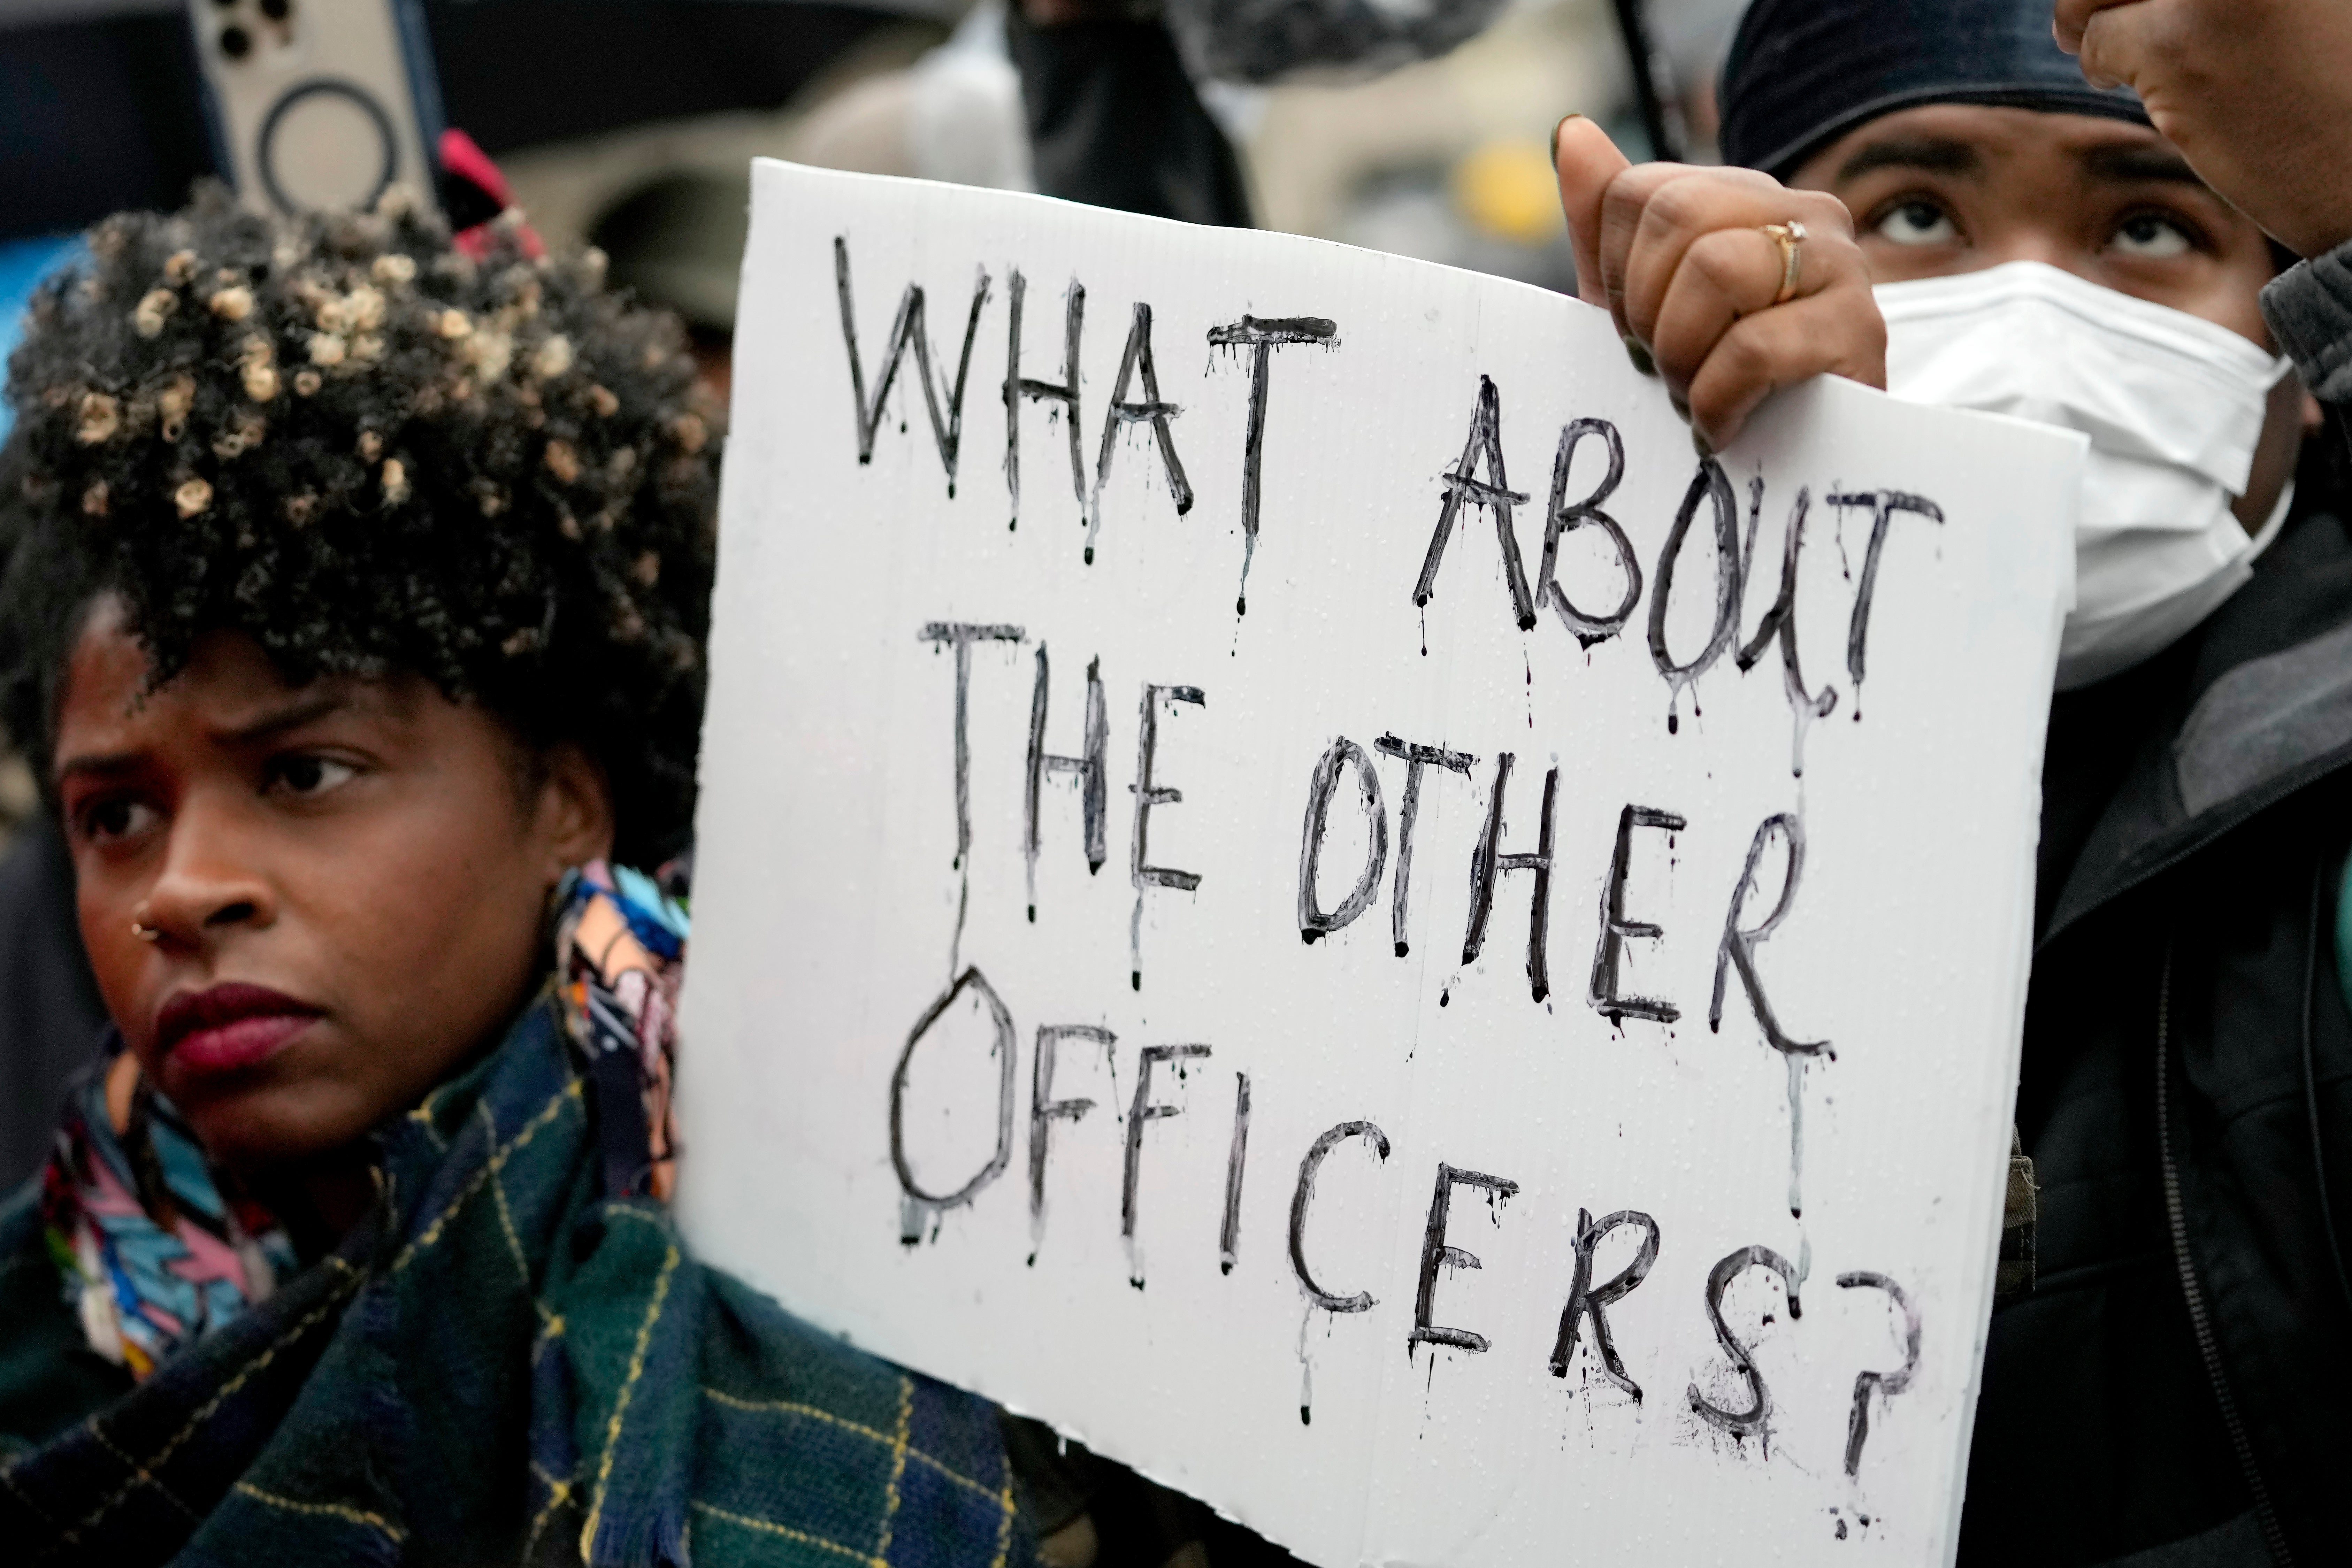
[0,994,1035,1568]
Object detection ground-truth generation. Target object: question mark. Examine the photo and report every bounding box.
[1837,1271,1921,1476]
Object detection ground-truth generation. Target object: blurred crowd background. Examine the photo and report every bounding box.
[2,0,1750,404]
[0,0,1742,1187]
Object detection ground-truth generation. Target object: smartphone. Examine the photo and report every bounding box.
[185,0,446,217]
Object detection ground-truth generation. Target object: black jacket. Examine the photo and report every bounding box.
[1959,429,2352,1565]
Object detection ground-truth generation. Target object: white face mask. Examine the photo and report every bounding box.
[1874,261,2294,690]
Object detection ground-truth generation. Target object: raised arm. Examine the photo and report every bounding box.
[2054,0,2352,402]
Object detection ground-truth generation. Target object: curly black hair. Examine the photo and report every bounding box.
[0,184,719,866]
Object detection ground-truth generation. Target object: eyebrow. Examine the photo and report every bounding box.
[52,691,357,787]
[52,749,141,785]
[213,690,355,746]
[1834,136,1981,184]
[2081,143,2206,187]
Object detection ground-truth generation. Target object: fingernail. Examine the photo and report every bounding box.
[1550,113,1582,165]
[1623,335,1655,376]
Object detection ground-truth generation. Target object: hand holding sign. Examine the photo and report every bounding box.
[680,161,2084,1568]
[1551,115,1886,449]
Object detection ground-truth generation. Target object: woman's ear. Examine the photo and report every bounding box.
[536,741,616,876]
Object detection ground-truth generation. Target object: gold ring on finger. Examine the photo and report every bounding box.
[1762,220,1807,306]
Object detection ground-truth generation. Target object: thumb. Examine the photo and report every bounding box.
[2055,0,2146,87]
[1554,114,1630,310]
[2052,0,2132,57]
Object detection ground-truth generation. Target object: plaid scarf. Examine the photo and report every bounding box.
[0,865,1032,1568]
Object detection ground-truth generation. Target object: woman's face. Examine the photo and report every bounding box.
[51,604,612,1170]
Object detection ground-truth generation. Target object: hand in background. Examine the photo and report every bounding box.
[1552,115,1884,451]
[2055,0,2352,258]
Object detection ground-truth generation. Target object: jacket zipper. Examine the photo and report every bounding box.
[2155,946,2293,1565]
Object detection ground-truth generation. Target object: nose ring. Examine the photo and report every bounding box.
[131,918,161,943]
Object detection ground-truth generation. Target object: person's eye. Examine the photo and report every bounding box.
[1873,199,1959,247]
[77,795,159,846]
[2109,212,2194,259]
[263,753,358,798]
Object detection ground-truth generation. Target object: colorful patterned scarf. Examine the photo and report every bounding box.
[39,856,689,1378]
[554,858,690,1201]
[39,1052,296,1380]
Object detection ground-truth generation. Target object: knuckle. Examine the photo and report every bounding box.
[1644,174,1734,236]
[1717,325,1773,387]
[1820,277,1887,347]
[1684,229,1753,292]
[1793,191,1856,238]
[1837,315,1890,389]
[1854,300,1889,357]
[1710,166,1782,198]
[1603,164,1671,220]
[1817,237,1872,289]
[1640,182,1698,236]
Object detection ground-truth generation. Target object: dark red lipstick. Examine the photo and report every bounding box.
[154,983,322,1075]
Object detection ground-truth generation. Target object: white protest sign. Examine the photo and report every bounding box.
[677,160,2083,1568]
